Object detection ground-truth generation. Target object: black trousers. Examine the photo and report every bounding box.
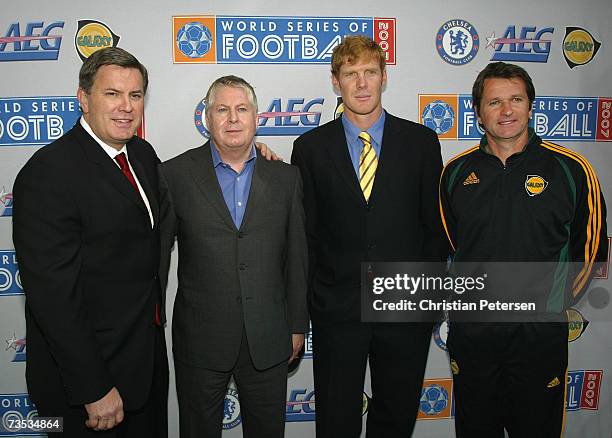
[447,322,568,438]
[311,320,433,438]
[175,329,288,438]
[40,326,169,437]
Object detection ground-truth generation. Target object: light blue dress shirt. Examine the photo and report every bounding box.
[210,142,257,228]
[341,110,386,178]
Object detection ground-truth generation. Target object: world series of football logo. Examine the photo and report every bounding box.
[418,94,612,142]
[172,15,396,64]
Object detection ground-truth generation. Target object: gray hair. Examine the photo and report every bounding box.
[204,75,258,115]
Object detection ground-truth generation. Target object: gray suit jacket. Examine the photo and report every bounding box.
[159,142,308,371]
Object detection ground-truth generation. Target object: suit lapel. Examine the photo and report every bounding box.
[240,150,268,230]
[74,122,149,215]
[188,142,237,231]
[130,151,159,226]
[326,119,365,205]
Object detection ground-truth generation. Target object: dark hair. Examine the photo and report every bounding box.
[472,62,535,114]
[204,75,258,115]
[331,35,386,78]
[79,47,148,94]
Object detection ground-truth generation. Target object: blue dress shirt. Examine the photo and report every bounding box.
[210,142,257,228]
[341,110,386,179]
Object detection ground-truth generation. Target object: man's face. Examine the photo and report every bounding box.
[476,77,532,147]
[206,86,257,152]
[332,57,387,120]
[77,65,144,150]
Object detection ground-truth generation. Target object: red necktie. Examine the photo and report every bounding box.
[114,152,138,192]
[114,152,162,326]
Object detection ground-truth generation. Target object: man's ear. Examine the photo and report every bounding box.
[331,73,340,91]
[77,88,89,114]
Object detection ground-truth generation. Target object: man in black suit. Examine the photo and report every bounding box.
[159,75,308,438]
[12,47,167,437]
[291,35,448,437]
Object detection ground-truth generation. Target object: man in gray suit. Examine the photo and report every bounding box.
[159,75,308,438]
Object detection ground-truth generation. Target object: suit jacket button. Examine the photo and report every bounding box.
[239,263,247,270]
[238,232,244,238]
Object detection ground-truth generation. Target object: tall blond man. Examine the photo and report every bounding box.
[292,36,449,437]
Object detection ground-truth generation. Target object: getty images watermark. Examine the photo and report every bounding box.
[361,262,605,323]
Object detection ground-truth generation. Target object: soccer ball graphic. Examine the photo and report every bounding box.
[419,384,449,415]
[422,100,455,135]
[176,22,213,58]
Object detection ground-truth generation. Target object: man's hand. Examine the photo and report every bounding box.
[84,387,124,431]
[255,142,283,161]
[289,333,305,363]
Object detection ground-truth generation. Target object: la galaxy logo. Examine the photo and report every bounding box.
[74,20,120,62]
[567,308,589,342]
[524,175,548,196]
[223,388,241,429]
[4,333,26,362]
[435,19,479,65]
[0,187,13,217]
[563,27,601,69]
[362,392,370,416]
[334,97,344,119]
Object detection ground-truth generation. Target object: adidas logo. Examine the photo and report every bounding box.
[547,377,561,388]
[463,172,480,186]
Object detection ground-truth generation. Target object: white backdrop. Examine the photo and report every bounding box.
[1,1,611,437]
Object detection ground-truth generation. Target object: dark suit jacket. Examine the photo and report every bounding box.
[291,112,449,322]
[12,121,162,411]
[159,142,308,371]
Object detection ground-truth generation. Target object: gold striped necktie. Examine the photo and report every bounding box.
[358,131,377,202]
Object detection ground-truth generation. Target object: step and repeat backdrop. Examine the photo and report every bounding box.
[1,1,611,436]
